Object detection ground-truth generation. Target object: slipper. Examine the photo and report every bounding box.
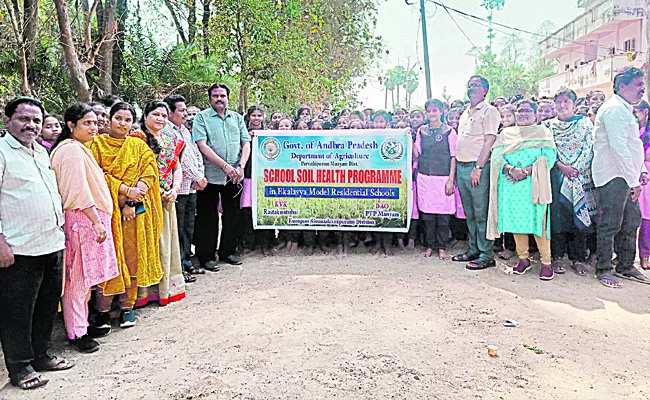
[452,252,478,262]
[183,272,197,283]
[572,261,589,276]
[32,354,74,372]
[615,268,650,285]
[551,259,566,274]
[11,371,49,390]
[466,259,496,270]
[595,273,622,289]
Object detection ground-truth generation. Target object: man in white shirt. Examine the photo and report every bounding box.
[0,97,73,389]
[592,67,650,288]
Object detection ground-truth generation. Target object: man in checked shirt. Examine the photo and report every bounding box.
[163,95,208,282]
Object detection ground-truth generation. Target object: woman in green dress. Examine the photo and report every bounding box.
[487,99,557,280]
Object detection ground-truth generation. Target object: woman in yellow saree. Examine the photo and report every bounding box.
[88,102,164,329]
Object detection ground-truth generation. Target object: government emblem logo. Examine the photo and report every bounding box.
[261,137,281,161]
[380,137,404,161]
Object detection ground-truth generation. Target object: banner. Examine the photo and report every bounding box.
[252,129,412,232]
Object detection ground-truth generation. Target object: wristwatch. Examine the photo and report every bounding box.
[237,163,244,168]
[126,200,137,207]
[474,164,483,170]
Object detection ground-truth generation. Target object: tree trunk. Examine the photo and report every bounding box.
[111,0,126,90]
[187,0,196,42]
[202,0,210,56]
[53,0,92,101]
[396,85,400,108]
[384,87,388,109]
[164,0,188,45]
[391,89,394,109]
[3,0,31,95]
[23,0,38,84]
[238,82,248,114]
[98,0,116,94]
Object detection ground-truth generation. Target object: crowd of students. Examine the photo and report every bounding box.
[1,67,649,390]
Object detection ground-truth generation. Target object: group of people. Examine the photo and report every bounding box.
[0,67,649,390]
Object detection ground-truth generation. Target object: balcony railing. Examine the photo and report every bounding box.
[541,0,644,57]
[539,52,644,95]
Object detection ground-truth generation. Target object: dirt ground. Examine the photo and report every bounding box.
[1,243,650,400]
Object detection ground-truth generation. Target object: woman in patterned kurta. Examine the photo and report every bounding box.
[129,101,186,307]
[547,89,595,276]
[487,99,557,281]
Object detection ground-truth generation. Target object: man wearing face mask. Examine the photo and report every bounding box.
[0,97,72,390]
[193,84,251,270]
[452,75,500,271]
[592,67,650,288]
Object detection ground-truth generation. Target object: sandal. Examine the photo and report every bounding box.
[572,261,589,276]
[551,259,566,274]
[615,268,650,285]
[11,371,49,390]
[498,249,516,260]
[466,259,496,270]
[187,265,204,275]
[596,273,622,289]
[452,252,479,262]
[32,354,74,372]
[183,272,197,283]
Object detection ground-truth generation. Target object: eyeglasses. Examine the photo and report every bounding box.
[516,109,535,114]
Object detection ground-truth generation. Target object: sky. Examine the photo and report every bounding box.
[356,0,584,109]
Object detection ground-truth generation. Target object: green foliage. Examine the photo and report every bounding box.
[0,0,382,115]
[474,19,557,100]
[208,0,383,114]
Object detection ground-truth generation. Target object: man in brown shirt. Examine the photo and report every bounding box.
[453,75,500,270]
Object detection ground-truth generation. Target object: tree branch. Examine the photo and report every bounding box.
[164,0,188,45]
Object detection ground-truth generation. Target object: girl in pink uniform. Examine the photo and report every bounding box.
[414,99,457,259]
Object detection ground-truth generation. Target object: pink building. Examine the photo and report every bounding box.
[539,0,646,98]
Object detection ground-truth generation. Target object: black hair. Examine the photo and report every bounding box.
[614,67,644,94]
[468,75,490,91]
[309,119,325,129]
[140,101,169,154]
[349,110,364,120]
[88,101,106,111]
[44,114,63,124]
[208,83,230,97]
[554,87,578,102]
[586,89,605,101]
[272,116,294,129]
[293,119,308,129]
[53,103,95,149]
[4,97,45,119]
[636,100,650,144]
[244,105,265,130]
[98,94,120,108]
[450,100,465,109]
[510,94,524,104]
[371,110,391,122]
[424,99,445,123]
[163,94,187,113]
[296,107,311,120]
[270,111,283,119]
[515,98,538,113]
[109,101,137,121]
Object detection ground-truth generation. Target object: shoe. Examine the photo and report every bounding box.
[69,335,99,353]
[539,264,555,281]
[220,254,243,265]
[120,310,136,328]
[202,260,220,272]
[513,259,531,275]
[87,324,110,338]
[88,312,111,338]
[93,312,111,330]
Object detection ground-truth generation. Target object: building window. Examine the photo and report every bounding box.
[591,9,597,23]
[609,46,616,55]
[624,39,636,51]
